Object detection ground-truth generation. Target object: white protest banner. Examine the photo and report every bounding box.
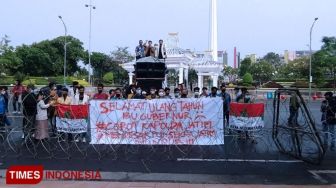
[90,98,224,145]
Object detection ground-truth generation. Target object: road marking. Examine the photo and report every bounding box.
[308,170,336,184]
[177,158,303,163]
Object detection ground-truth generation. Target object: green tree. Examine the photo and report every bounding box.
[223,66,238,82]
[110,47,134,64]
[167,69,178,87]
[250,60,275,83]
[242,73,253,86]
[188,68,198,87]
[239,58,252,77]
[262,52,281,68]
[103,72,114,84]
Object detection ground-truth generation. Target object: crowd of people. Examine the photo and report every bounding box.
[0,79,335,151]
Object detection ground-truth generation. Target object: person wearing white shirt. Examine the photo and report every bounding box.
[71,85,89,142]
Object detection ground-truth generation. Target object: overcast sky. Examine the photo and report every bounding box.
[1,0,335,66]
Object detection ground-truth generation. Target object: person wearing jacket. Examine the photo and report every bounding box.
[22,84,37,139]
[321,92,336,151]
[0,87,9,127]
[156,39,167,59]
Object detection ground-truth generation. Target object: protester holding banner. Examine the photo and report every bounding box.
[111,88,124,100]
[181,88,188,98]
[158,88,166,99]
[132,87,145,99]
[71,85,89,142]
[200,87,208,98]
[164,87,172,99]
[174,88,180,98]
[147,87,157,99]
[236,88,250,103]
[35,92,54,140]
[127,84,137,99]
[109,89,115,99]
[193,87,200,98]
[57,88,73,141]
[93,84,109,100]
[72,85,90,105]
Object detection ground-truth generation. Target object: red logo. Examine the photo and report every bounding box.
[6,165,43,184]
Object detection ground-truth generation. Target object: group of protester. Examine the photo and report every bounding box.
[1,79,335,151]
[135,39,167,60]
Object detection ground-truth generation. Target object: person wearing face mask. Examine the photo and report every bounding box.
[209,87,219,98]
[109,89,115,99]
[93,83,109,100]
[21,84,37,139]
[147,87,157,100]
[133,87,145,99]
[72,85,90,105]
[111,88,124,100]
[193,87,200,98]
[219,84,231,126]
[158,88,166,99]
[57,87,73,141]
[57,88,72,105]
[173,88,180,99]
[164,87,172,99]
[72,85,89,142]
[181,88,188,98]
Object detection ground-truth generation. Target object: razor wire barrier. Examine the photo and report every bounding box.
[272,88,325,164]
[0,90,333,165]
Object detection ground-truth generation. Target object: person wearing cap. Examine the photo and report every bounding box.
[164,87,172,99]
[57,87,72,105]
[21,84,37,139]
[193,87,200,98]
[200,87,208,98]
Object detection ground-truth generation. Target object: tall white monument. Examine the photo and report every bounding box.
[210,0,218,62]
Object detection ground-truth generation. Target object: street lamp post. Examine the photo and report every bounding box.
[309,17,318,101]
[85,0,96,85]
[58,16,67,86]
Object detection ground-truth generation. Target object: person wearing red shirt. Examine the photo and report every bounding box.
[11,80,26,114]
[93,83,109,100]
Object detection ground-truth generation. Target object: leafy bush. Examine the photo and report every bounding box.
[242,73,253,86]
[103,72,114,84]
